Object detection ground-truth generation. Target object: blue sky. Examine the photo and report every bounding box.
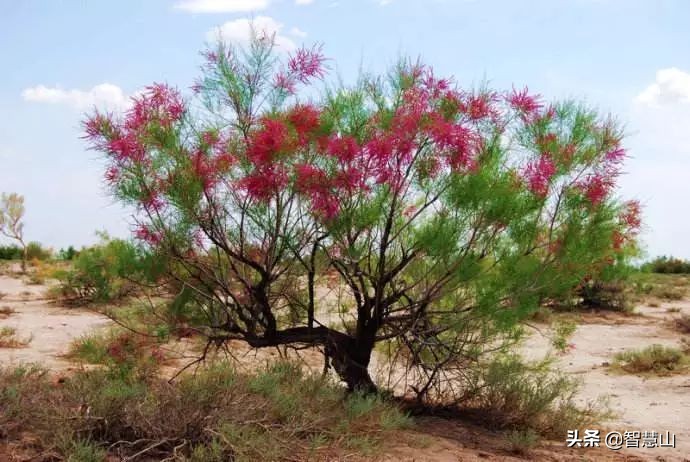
[1,0,689,258]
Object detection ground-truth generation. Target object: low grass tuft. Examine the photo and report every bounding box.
[0,359,410,461]
[468,354,606,438]
[506,428,540,455]
[612,344,689,375]
[0,326,30,348]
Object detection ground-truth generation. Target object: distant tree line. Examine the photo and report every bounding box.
[643,256,690,274]
[0,243,77,262]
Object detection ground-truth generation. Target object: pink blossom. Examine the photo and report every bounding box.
[191,79,204,94]
[464,92,497,121]
[620,200,642,231]
[287,45,327,84]
[213,152,236,173]
[580,173,614,206]
[202,130,220,148]
[327,135,360,163]
[311,193,339,219]
[141,192,165,213]
[240,167,288,201]
[524,155,556,197]
[201,49,218,63]
[104,166,120,184]
[422,69,451,98]
[107,133,146,162]
[427,117,476,171]
[83,112,113,148]
[507,86,543,116]
[126,83,185,131]
[333,168,364,193]
[274,72,296,95]
[247,119,289,166]
[192,149,217,192]
[287,104,321,145]
[295,164,328,190]
[604,146,626,164]
[135,224,163,245]
[365,137,394,164]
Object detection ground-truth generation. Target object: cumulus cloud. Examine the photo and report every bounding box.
[635,67,690,106]
[21,83,129,110]
[295,0,314,4]
[174,0,269,13]
[206,16,300,51]
[290,26,307,38]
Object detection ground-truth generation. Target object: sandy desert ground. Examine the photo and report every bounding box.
[1,266,688,462]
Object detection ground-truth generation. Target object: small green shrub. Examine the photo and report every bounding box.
[506,428,540,455]
[25,241,52,260]
[62,438,107,462]
[56,234,166,305]
[67,329,167,379]
[185,440,227,462]
[469,354,603,437]
[576,280,630,311]
[613,344,689,374]
[0,326,30,348]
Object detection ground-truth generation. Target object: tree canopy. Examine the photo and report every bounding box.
[84,34,640,394]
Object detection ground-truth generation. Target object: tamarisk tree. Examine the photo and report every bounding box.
[83,35,640,393]
[0,193,28,272]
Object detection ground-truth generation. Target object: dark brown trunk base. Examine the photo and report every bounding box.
[327,336,377,393]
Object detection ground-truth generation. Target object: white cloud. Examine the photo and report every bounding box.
[295,0,314,4]
[635,67,690,106]
[21,83,129,110]
[378,0,393,5]
[206,16,297,51]
[174,0,269,13]
[289,26,307,38]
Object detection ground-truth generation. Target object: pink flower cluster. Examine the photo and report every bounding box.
[83,83,186,175]
[240,118,293,200]
[295,164,339,219]
[580,173,615,206]
[427,114,478,171]
[506,86,543,119]
[240,167,289,201]
[126,83,185,131]
[524,155,556,197]
[247,118,289,166]
[83,84,189,222]
[578,136,627,206]
[134,224,163,245]
[273,45,327,95]
[288,45,327,83]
